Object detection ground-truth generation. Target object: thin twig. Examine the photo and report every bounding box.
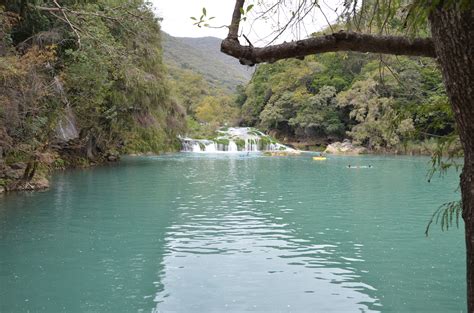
[242,34,253,47]
[52,0,81,47]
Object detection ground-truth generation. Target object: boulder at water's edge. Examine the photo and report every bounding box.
[325,140,367,155]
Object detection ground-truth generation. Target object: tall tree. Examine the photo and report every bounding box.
[220,0,473,310]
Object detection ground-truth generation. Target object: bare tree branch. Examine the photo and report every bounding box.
[221,0,436,66]
[52,0,81,47]
[30,3,144,41]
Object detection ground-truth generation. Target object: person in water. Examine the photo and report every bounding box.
[347,165,352,168]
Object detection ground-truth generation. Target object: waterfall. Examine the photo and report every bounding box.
[56,106,79,142]
[205,142,217,152]
[228,141,238,152]
[179,127,296,153]
[244,138,259,152]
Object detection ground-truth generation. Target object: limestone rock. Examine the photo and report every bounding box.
[11,177,49,191]
[37,152,56,165]
[325,139,367,155]
[106,150,120,162]
[4,168,23,179]
[10,162,26,170]
[263,150,302,156]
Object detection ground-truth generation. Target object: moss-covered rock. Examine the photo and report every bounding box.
[215,138,230,145]
[235,139,246,150]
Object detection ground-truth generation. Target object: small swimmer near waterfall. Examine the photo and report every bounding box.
[347,165,373,169]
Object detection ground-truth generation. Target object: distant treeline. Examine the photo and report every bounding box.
[236,52,457,153]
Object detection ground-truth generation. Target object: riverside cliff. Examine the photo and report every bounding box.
[0,2,184,192]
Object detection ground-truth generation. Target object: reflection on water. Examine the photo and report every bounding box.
[156,214,378,312]
[0,153,465,312]
[153,155,379,312]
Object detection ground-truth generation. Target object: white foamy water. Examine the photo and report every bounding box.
[180,127,295,153]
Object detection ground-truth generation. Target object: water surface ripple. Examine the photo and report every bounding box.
[0,153,465,312]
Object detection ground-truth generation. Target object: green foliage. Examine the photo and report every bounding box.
[241,59,310,125]
[215,138,229,145]
[338,78,410,148]
[308,53,364,93]
[195,96,239,125]
[166,54,244,139]
[289,86,345,138]
[427,134,463,180]
[234,138,245,149]
[240,50,456,152]
[161,33,251,94]
[167,65,212,114]
[0,43,61,158]
[425,201,462,236]
[234,84,247,107]
[162,32,250,139]
[184,116,218,139]
[1,0,186,171]
[340,0,470,41]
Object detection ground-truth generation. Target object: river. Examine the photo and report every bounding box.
[0,154,465,312]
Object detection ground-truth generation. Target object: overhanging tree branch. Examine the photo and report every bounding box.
[29,3,143,43]
[52,0,81,47]
[221,0,436,65]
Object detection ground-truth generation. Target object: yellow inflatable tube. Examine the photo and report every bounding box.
[312,156,327,161]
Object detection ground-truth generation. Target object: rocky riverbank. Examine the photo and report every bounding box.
[279,137,452,156]
[0,150,121,194]
[0,156,51,193]
[324,140,368,155]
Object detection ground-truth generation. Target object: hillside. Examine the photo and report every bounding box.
[0,2,185,192]
[238,52,456,153]
[162,32,252,93]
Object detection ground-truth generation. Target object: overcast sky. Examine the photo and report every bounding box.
[152,0,342,44]
[152,0,233,39]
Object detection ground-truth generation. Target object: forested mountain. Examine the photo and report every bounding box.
[162,33,247,140]
[162,32,252,93]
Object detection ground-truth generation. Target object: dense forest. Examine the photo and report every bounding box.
[0,0,186,191]
[237,52,458,152]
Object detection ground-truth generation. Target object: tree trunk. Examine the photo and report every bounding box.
[430,6,474,312]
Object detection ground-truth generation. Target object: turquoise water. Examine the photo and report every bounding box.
[0,154,465,312]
